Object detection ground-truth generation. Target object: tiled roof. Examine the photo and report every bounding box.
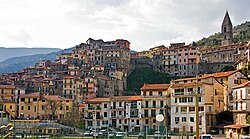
[85,98,110,104]
[111,95,142,101]
[232,81,250,89]
[140,84,170,91]
[20,92,40,98]
[43,78,56,81]
[63,76,74,79]
[173,70,239,82]
[97,75,110,81]
[42,95,71,101]
[171,82,204,88]
[0,85,15,89]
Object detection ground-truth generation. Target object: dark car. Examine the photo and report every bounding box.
[209,128,219,135]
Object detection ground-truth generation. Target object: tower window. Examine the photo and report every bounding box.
[224,35,227,40]
[224,27,227,32]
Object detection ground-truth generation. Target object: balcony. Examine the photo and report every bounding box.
[111,115,125,118]
[88,106,101,110]
[85,116,93,119]
[130,115,139,118]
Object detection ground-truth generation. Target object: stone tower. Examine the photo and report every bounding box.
[221,10,233,46]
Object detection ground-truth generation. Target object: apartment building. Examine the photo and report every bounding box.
[140,84,170,133]
[18,92,73,120]
[231,81,250,124]
[170,75,225,134]
[85,98,111,130]
[0,85,26,102]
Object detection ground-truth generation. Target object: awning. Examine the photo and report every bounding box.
[224,124,250,129]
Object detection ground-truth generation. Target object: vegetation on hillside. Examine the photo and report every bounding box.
[196,21,250,48]
[127,67,176,93]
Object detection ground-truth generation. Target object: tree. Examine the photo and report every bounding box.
[247,115,250,124]
[44,98,61,120]
[63,102,83,128]
[220,64,235,72]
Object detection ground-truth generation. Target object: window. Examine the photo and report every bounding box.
[158,91,162,96]
[42,106,45,110]
[190,117,194,122]
[28,106,30,110]
[21,106,24,110]
[104,104,107,108]
[175,98,178,103]
[66,106,69,110]
[188,97,193,102]
[189,107,195,112]
[149,92,153,96]
[198,97,201,102]
[181,107,187,112]
[104,112,107,117]
[198,106,204,111]
[160,101,164,107]
[33,98,37,101]
[176,107,179,113]
[21,98,25,102]
[182,117,186,122]
[10,106,12,109]
[34,106,36,112]
[143,92,146,96]
[175,117,179,124]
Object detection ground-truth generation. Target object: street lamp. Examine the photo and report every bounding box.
[156,114,164,139]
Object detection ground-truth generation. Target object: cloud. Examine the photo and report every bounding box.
[0,0,249,50]
[6,30,33,45]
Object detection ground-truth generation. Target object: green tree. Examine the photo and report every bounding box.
[220,65,235,72]
[246,115,250,124]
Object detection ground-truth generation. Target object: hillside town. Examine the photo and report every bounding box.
[0,11,250,139]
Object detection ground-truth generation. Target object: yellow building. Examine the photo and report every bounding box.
[19,92,73,120]
[140,84,171,132]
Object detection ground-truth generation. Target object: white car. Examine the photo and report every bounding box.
[84,131,90,136]
[116,132,125,138]
[154,131,161,138]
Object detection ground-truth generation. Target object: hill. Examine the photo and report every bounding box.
[196,21,250,48]
[0,47,61,62]
[0,48,72,74]
[127,67,175,93]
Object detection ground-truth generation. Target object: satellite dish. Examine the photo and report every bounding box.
[156,114,164,122]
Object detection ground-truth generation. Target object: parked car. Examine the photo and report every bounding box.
[154,131,161,138]
[108,132,115,138]
[116,132,125,138]
[201,134,213,139]
[84,131,90,136]
[138,132,145,138]
[209,128,219,135]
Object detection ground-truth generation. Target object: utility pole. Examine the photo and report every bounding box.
[165,104,168,139]
[195,53,200,139]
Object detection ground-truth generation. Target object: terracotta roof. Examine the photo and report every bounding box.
[173,70,238,82]
[43,78,56,81]
[85,98,110,104]
[111,95,142,101]
[232,81,250,89]
[0,85,15,89]
[63,76,74,79]
[97,75,110,81]
[20,92,40,98]
[224,124,250,129]
[171,82,204,88]
[42,95,71,101]
[140,84,170,91]
[79,104,85,108]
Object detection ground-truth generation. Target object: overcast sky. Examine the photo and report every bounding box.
[0,0,249,51]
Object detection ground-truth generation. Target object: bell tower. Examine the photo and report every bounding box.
[221,10,233,46]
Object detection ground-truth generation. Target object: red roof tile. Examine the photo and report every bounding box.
[85,98,110,104]
[232,81,250,89]
[140,84,170,91]
[111,95,142,101]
